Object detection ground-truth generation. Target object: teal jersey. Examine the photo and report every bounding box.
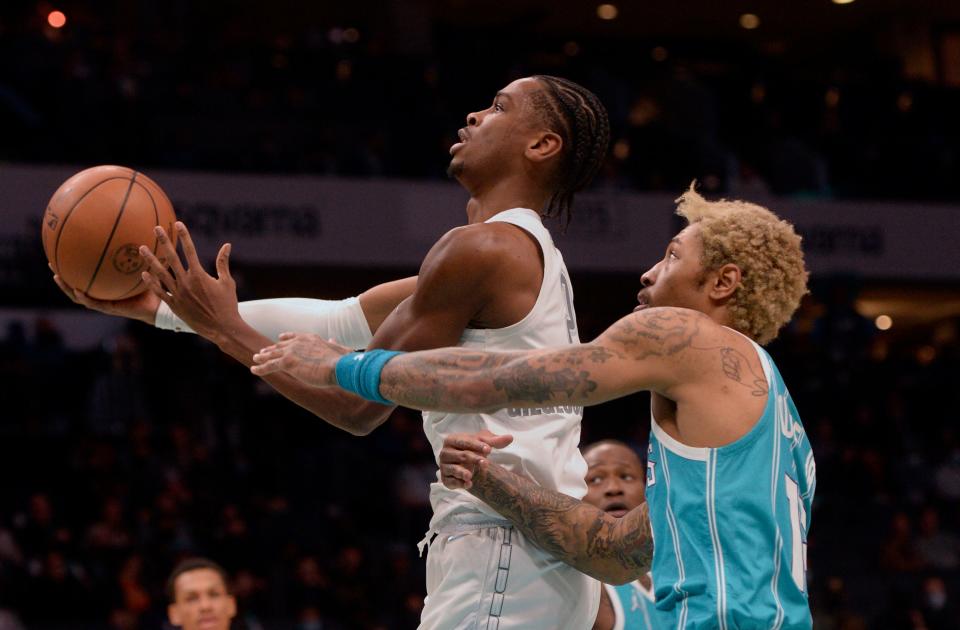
[645,339,815,629]
[605,576,671,629]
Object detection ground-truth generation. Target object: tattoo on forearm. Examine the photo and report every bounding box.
[379,308,769,411]
[470,463,653,583]
[492,364,596,403]
[382,346,624,410]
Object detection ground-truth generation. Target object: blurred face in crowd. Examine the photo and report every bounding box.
[448,77,560,190]
[583,443,646,517]
[167,568,237,630]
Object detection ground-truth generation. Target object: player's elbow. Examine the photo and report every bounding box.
[340,412,383,436]
[600,565,638,586]
[319,405,388,436]
[597,539,652,585]
[342,421,377,436]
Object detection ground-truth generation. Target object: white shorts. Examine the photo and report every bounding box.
[420,524,601,630]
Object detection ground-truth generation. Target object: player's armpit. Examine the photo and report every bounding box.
[470,461,653,584]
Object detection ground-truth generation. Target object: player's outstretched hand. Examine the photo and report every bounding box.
[138,222,241,342]
[250,333,351,386]
[50,263,161,325]
[439,430,514,490]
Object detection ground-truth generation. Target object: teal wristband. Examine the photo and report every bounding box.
[335,349,403,405]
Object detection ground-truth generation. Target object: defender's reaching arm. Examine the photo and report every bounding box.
[437,431,653,585]
[252,306,712,409]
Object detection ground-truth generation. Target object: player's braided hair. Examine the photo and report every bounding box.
[530,75,610,229]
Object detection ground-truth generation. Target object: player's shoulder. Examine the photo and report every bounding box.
[430,221,536,267]
[611,307,756,352]
[620,306,716,335]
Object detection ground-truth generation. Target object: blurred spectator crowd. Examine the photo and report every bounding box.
[0,278,957,628]
[1,3,959,201]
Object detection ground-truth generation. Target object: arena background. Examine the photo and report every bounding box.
[2,0,960,627]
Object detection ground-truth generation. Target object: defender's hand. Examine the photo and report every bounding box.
[439,431,514,490]
[50,263,161,325]
[250,333,351,386]
[139,222,241,343]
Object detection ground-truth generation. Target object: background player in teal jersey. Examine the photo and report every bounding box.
[250,185,814,628]
[584,440,668,630]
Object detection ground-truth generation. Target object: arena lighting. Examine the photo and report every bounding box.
[875,315,893,331]
[825,87,840,107]
[612,139,630,160]
[651,46,668,62]
[897,92,914,112]
[597,4,618,20]
[917,345,936,364]
[740,13,761,29]
[832,0,856,4]
[47,10,66,29]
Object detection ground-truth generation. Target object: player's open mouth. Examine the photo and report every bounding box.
[605,502,629,517]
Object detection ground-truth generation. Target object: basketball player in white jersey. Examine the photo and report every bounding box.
[53,76,610,629]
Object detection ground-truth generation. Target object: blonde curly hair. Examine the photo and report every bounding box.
[676,184,809,345]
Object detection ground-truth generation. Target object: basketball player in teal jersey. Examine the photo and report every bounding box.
[583,440,668,630]
[250,186,814,629]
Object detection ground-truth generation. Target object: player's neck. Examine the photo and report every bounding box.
[704,302,736,335]
[639,573,652,590]
[464,179,548,224]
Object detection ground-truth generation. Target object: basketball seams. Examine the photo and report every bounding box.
[136,176,163,263]
[114,278,145,299]
[109,176,162,300]
[84,172,139,294]
[51,174,133,275]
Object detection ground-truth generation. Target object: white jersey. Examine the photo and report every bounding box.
[424,207,587,529]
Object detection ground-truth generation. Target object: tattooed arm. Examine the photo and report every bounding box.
[252,306,767,410]
[374,306,709,412]
[438,432,653,584]
[477,464,652,584]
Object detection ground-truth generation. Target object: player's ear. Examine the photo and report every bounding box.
[168,604,182,627]
[709,263,741,301]
[227,595,238,619]
[525,131,563,163]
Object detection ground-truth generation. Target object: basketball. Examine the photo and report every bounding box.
[41,165,177,301]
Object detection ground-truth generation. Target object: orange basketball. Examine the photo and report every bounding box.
[42,165,177,301]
